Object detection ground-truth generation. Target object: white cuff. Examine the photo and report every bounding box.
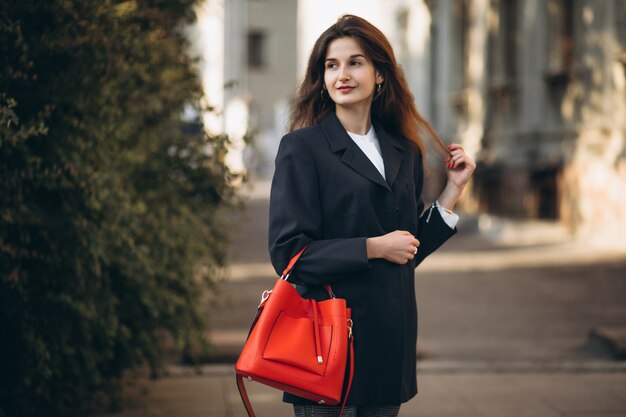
[435,200,459,229]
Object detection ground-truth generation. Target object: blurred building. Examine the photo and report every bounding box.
[191,0,434,176]
[189,0,298,178]
[190,0,626,243]
[427,0,626,244]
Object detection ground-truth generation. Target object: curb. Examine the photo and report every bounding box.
[160,360,626,378]
[589,326,626,360]
[227,248,626,280]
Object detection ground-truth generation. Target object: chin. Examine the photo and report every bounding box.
[333,97,370,108]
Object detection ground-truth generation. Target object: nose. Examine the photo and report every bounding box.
[338,65,350,81]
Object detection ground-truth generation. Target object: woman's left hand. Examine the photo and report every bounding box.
[437,144,476,210]
[444,144,476,189]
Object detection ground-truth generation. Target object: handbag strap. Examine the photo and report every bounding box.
[280,246,307,279]
[236,332,355,417]
[280,246,335,299]
[236,374,254,417]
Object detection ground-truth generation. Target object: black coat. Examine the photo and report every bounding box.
[268,112,456,406]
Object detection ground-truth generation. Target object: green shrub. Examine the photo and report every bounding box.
[0,1,236,415]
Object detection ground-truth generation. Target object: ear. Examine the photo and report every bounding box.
[376,72,384,84]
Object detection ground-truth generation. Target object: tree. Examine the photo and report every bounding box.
[0,1,236,415]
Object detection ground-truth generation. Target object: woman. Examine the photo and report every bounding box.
[268,15,475,417]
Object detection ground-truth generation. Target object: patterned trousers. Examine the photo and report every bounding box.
[293,404,401,417]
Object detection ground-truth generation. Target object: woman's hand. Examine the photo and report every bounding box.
[444,144,476,188]
[366,230,420,264]
[439,144,476,210]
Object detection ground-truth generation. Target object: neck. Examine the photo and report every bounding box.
[335,103,372,135]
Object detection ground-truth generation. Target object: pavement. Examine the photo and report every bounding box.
[98,180,626,417]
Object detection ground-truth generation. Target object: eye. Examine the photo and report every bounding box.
[350,60,362,66]
[325,62,337,69]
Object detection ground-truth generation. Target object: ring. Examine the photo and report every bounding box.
[414,247,418,255]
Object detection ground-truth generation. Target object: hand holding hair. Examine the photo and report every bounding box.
[439,144,476,211]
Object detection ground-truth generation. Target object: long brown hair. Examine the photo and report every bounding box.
[288,14,447,157]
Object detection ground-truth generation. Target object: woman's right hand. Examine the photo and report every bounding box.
[366,230,420,264]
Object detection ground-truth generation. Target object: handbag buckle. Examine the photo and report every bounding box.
[258,290,272,308]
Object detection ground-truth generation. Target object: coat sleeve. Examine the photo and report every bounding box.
[268,133,370,285]
[412,148,457,267]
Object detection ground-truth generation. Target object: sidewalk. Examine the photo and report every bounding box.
[101,363,626,417]
[99,180,626,416]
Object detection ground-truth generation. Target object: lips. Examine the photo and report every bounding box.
[337,86,354,93]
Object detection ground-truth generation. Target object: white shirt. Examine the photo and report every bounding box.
[346,127,386,180]
[346,127,459,229]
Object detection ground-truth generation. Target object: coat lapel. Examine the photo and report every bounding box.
[374,120,404,188]
[321,113,390,191]
[320,113,405,191]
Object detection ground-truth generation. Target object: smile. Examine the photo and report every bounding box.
[337,86,355,93]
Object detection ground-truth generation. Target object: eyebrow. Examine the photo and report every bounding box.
[325,54,367,62]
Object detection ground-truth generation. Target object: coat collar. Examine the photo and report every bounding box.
[320,112,405,191]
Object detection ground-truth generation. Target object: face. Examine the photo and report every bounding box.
[323,37,383,110]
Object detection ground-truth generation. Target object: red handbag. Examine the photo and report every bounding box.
[235,247,354,417]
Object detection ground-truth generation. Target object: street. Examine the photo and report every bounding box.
[99,180,626,417]
[214,181,626,364]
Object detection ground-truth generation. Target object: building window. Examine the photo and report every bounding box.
[396,8,410,67]
[452,0,470,89]
[450,0,470,117]
[248,31,267,68]
[487,0,518,94]
[429,6,439,128]
[530,167,560,220]
[546,0,573,83]
[616,0,626,65]
[502,0,517,82]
